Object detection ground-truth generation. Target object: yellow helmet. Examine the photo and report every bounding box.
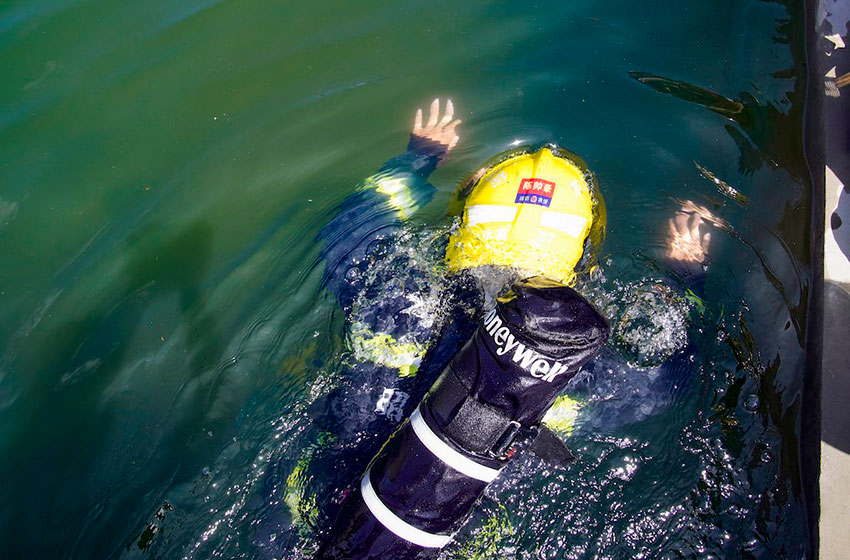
[446,144,605,285]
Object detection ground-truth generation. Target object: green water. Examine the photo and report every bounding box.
[0,0,812,558]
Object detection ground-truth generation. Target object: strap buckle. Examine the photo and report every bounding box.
[489,420,531,460]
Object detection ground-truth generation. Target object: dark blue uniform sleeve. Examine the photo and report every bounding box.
[655,257,709,400]
[661,257,708,297]
[317,137,448,308]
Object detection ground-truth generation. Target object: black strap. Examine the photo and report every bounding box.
[528,425,575,467]
[426,367,575,468]
[444,396,512,456]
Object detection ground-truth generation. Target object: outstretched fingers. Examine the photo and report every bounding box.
[427,98,440,128]
[413,108,423,133]
[668,218,679,239]
[688,213,702,240]
[440,99,454,125]
[673,212,691,237]
[410,97,462,157]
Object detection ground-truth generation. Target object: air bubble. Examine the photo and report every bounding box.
[344,267,361,283]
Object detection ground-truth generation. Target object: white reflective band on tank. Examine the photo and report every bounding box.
[360,467,454,549]
[410,405,502,483]
[467,204,518,226]
[539,210,588,237]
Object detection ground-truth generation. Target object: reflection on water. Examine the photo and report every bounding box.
[0,0,813,558]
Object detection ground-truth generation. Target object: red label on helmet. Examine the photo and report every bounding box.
[515,178,555,207]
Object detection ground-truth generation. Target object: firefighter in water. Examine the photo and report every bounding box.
[258,99,714,559]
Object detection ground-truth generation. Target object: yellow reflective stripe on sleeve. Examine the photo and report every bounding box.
[349,323,426,377]
[541,394,583,436]
[366,175,418,219]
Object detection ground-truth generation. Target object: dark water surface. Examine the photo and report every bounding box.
[0,0,813,558]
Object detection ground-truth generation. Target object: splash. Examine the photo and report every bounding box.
[582,269,692,368]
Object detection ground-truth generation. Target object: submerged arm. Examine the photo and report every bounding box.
[655,201,715,394]
[318,99,461,307]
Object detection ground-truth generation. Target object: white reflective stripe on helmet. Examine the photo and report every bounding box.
[410,406,502,483]
[467,204,518,226]
[360,467,453,548]
[539,210,589,237]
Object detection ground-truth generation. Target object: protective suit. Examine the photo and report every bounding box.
[254,134,705,559]
[315,143,611,558]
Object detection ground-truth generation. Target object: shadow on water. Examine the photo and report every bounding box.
[120,220,222,376]
[51,219,222,397]
[1,220,228,558]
